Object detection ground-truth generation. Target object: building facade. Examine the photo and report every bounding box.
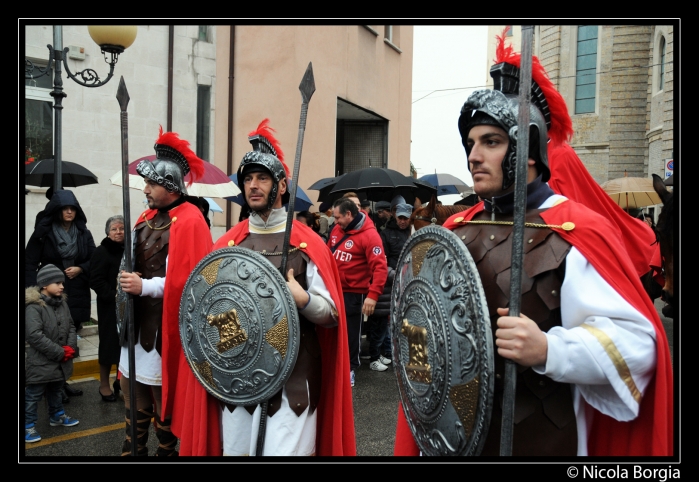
[24,24,413,244]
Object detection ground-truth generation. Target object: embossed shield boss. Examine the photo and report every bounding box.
[179,247,300,406]
[391,225,494,456]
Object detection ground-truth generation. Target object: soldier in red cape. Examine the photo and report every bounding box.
[211,120,356,456]
[118,127,220,456]
[394,32,672,457]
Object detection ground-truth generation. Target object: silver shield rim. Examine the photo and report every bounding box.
[390,225,494,456]
[179,247,300,406]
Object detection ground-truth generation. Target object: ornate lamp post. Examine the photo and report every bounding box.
[25,25,137,192]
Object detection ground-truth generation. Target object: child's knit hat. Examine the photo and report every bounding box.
[37,264,65,287]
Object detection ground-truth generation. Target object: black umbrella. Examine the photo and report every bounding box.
[25,159,99,188]
[308,174,345,202]
[418,173,474,197]
[409,179,439,205]
[328,167,418,202]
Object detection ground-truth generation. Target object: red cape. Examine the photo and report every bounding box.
[213,219,357,456]
[548,143,657,279]
[135,202,221,456]
[395,200,672,456]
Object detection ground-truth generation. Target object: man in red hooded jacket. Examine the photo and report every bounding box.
[328,197,388,388]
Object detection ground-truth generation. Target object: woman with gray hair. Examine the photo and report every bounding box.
[89,214,125,402]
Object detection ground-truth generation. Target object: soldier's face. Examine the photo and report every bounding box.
[244,171,286,211]
[144,179,177,209]
[466,124,509,200]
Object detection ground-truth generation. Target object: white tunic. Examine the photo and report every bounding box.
[118,270,166,385]
[531,195,657,455]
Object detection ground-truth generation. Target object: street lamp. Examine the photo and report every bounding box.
[24,25,137,192]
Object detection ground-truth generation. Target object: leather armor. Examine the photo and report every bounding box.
[133,211,171,354]
[225,231,322,418]
[452,209,577,456]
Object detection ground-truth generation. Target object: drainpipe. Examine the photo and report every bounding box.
[226,25,236,230]
[167,26,174,131]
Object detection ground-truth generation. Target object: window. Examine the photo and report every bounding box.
[575,25,598,114]
[659,36,666,91]
[335,120,387,175]
[196,85,210,161]
[198,26,209,42]
[24,62,54,166]
[383,25,401,52]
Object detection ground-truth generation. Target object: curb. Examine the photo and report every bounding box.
[72,357,101,380]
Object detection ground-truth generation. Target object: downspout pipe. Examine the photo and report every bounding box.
[226,25,236,230]
[167,26,174,131]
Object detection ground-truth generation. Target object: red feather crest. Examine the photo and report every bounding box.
[494,28,573,146]
[155,125,205,184]
[248,119,290,178]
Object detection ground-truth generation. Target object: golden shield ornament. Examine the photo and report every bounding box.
[179,247,300,405]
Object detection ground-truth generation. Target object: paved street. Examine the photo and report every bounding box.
[21,298,674,459]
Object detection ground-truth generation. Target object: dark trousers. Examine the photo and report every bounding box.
[344,292,364,371]
[367,314,389,361]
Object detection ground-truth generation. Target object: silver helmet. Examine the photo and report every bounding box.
[458,62,551,191]
[236,120,289,210]
[136,128,203,196]
[136,158,188,195]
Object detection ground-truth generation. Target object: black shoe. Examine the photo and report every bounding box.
[113,379,121,397]
[63,383,83,397]
[99,388,117,402]
[61,389,70,404]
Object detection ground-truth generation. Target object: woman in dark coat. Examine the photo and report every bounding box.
[89,215,125,402]
[26,190,96,332]
[26,190,96,398]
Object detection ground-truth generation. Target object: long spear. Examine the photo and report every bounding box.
[500,25,534,456]
[255,62,316,456]
[116,76,138,456]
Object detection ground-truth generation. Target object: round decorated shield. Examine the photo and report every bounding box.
[391,225,494,456]
[179,247,300,406]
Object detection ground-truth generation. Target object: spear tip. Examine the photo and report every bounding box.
[299,62,315,104]
[116,76,130,111]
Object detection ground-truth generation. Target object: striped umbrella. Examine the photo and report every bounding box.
[109,155,240,198]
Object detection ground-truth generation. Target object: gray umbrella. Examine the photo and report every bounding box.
[25,159,99,188]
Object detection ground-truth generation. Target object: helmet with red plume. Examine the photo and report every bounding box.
[458,28,573,192]
[136,126,206,195]
[236,119,291,210]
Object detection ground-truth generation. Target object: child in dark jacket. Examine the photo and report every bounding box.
[25,264,80,443]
